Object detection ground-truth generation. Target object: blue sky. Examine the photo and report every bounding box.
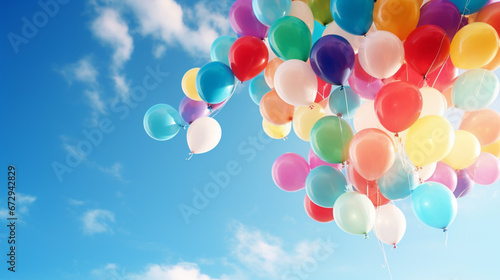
[1,1,500,279]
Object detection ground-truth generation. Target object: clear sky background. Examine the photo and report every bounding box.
[1,1,500,280]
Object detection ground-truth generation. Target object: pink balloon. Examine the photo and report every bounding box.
[308,149,343,170]
[348,54,385,100]
[272,153,310,192]
[426,162,458,192]
[467,153,500,185]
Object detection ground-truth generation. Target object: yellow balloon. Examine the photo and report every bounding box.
[450,22,500,70]
[293,103,325,141]
[404,116,455,167]
[262,119,291,139]
[373,0,420,41]
[442,130,481,170]
[481,139,500,158]
[181,68,202,101]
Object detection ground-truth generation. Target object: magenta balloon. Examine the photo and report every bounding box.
[418,0,463,40]
[179,97,211,124]
[453,170,474,198]
[426,162,458,192]
[272,153,310,192]
[308,149,343,170]
[347,54,385,100]
[229,0,269,39]
[209,100,226,111]
[467,153,500,185]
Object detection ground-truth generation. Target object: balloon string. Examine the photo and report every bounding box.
[444,228,449,247]
[423,30,449,83]
[377,239,394,280]
[186,152,193,160]
[343,86,351,120]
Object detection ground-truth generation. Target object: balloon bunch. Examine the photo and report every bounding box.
[144,0,500,246]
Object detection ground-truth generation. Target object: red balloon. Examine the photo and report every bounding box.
[346,164,390,207]
[375,81,423,133]
[391,58,458,92]
[314,76,332,103]
[304,195,334,222]
[404,25,450,76]
[229,36,268,82]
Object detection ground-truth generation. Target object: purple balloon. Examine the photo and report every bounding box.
[229,0,269,39]
[308,149,343,171]
[179,97,210,124]
[310,35,355,86]
[418,0,463,40]
[272,153,310,192]
[453,170,475,198]
[426,162,458,192]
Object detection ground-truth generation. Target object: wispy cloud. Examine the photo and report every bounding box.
[82,209,115,235]
[68,198,86,206]
[61,57,99,85]
[98,162,127,182]
[0,193,37,221]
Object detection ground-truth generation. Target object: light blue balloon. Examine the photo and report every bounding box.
[252,0,292,26]
[143,104,183,141]
[452,69,499,111]
[328,86,361,118]
[196,61,236,104]
[449,0,488,15]
[210,36,237,66]
[249,74,271,105]
[411,182,458,230]
[306,165,348,208]
[378,158,419,200]
[331,0,374,36]
[312,20,325,45]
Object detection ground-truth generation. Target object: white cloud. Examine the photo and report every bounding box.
[153,44,166,58]
[98,162,127,182]
[61,57,98,84]
[112,74,130,103]
[84,90,107,122]
[82,209,115,235]
[68,199,85,206]
[0,193,37,220]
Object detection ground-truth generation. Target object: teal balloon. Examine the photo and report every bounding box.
[268,16,312,61]
[143,104,183,141]
[312,20,326,45]
[249,74,271,105]
[310,116,354,163]
[411,182,458,230]
[252,0,291,26]
[378,158,419,200]
[306,165,348,207]
[449,0,488,15]
[196,61,236,104]
[452,69,499,111]
[328,86,361,119]
[331,0,374,35]
[210,36,237,66]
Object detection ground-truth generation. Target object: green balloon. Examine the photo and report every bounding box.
[310,116,353,163]
[334,192,376,236]
[308,0,333,26]
[268,16,312,61]
[452,69,499,111]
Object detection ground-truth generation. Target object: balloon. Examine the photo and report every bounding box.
[417,162,437,181]
[411,182,458,230]
[452,69,499,111]
[442,131,481,170]
[450,22,499,69]
[262,119,292,139]
[312,20,326,44]
[353,101,379,132]
[449,0,489,14]
[264,58,284,88]
[290,1,314,32]
[210,36,237,66]
[454,170,474,198]
[420,87,448,117]
[249,75,271,105]
[323,21,365,52]
[347,164,391,207]
[404,25,450,76]
[315,76,333,103]
[229,0,269,39]
[272,153,310,191]
[260,90,295,125]
[306,165,348,207]
[268,16,312,61]
[378,158,419,200]
[181,68,202,101]
[143,104,183,141]
[310,116,354,163]
[358,31,405,79]
[310,35,355,86]
[482,139,500,157]
[426,162,458,192]
[293,103,326,141]
[331,0,374,35]
[304,195,334,223]
[418,0,463,40]
[264,38,278,61]
[442,88,453,109]
[373,0,420,40]
[460,109,500,146]
[348,54,385,100]
[274,59,317,106]
[308,0,333,25]
[476,3,500,70]
[252,0,291,26]
[467,152,500,185]
[196,62,236,104]
[334,192,376,236]
[328,86,361,118]
[405,116,455,167]
[179,97,210,124]
[375,81,423,133]
[187,117,222,154]
[308,148,343,170]
[229,36,269,82]
[374,204,406,247]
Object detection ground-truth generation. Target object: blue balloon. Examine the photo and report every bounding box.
[449,0,488,15]
[143,104,183,141]
[378,158,419,200]
[249,74,271,105]
[328,86,361,118]
[411,182,458,230]
[331,0,374,35]
[310,35,355,85]
[252,0,292,26]
[210,36,237,66]
[196,61,236,104]
[312,20,325,45]
[306,165,348,208]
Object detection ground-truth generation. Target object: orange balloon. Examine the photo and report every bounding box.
[460,109,500,146]
[475,3,500,70]
[373,0,420,40]
[260,90,294,125]
[348,128,396,181]
[442,87,453,109]
[264,58,284,88]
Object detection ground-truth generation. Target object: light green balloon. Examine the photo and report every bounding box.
[334,192,376,236]
[268,16,312,61]
[452,69,499,111]
[310,116,353,163]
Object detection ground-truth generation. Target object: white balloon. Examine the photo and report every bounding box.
[417,162,437,181]
[358,31,404,79]
[420,87,448,117]
[323,22,364,52]
[374,204,406,247]
[290,1,314,33]
[353,101,379,133]
[187,117,222,154]
[274,59,317,106]
[263,38,278,61]
[334,192,376,236]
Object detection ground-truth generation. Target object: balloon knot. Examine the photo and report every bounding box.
[393,244,397,249]
[207,104,213,112]
[395,132,399,137]
[337,113,343,118]
[423,75,428,80]
[340,85,344,91]
[186,152,194,161]
[283,136,287,141]
[419,178,423,184]
[309,105,314,110]
[443,228,448,233]
[364,234,369,239]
